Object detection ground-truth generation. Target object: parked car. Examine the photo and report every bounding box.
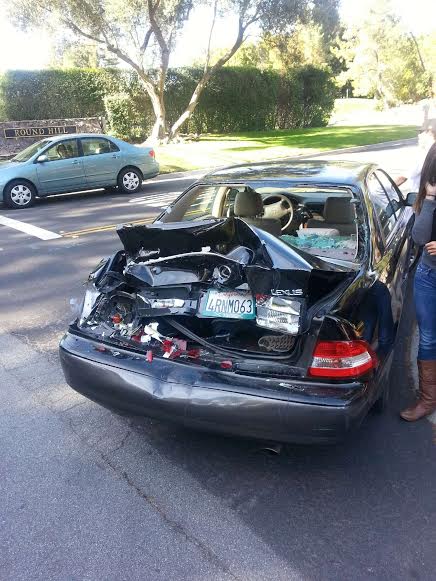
[0,133,159,209]
[60,160,417,444]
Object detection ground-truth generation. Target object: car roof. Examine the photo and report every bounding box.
[40,133,115,143]
[203,160,376,188]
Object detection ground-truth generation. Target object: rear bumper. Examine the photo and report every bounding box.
[59,331,372,444]
[143,162,159,179]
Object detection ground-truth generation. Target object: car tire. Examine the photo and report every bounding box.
[117,168,143,194]
[4,180,36,209]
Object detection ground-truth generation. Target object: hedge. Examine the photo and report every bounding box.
[0,69,121,121]
[0,66,335,139]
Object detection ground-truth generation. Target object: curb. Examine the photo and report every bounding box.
[295,137,417,158]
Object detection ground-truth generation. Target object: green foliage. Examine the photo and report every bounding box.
[0,66,335,139]
[167,68,279,134]
[0,68,120,120]
[104,93,152,140]
[276,66,336,128]
[335,0,433,105]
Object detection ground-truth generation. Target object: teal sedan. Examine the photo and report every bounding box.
[0,133,159,209]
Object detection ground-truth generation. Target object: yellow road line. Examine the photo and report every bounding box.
[62,217,154,238]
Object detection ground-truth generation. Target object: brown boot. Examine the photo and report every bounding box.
[400,360,436,421]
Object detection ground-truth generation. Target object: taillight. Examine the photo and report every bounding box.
[148,149,155,158]
[308,340,377,379]
[255,294,302,335]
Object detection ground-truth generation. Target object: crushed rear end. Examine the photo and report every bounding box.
[60,217,378,443]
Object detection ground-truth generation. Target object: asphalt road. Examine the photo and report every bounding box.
[1,141,435,581]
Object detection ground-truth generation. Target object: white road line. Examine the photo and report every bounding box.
[149,173,202,184]
[128,191,181,205]
[0,215,61,240]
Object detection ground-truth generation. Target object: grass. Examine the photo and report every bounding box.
[332,97,379,117]
[156,124,418,174]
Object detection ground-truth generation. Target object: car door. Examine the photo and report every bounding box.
[374,169,415,296]
[35,139,85,194]
[366,170,412,336]
[80,137,122,188]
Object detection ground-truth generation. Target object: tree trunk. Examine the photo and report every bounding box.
[150,93,167,141]
[168,77,210,141]
[137,74,167,142]
[168,16,246,141]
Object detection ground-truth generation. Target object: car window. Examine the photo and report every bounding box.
[374,170,403,220]
[175,186,224,221]
[44,139,79,161]
[12,139,53,162]
[162,183,359,261]
[367,173,396,240]
[81,137,118,156]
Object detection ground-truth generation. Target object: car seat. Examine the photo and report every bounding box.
[306,197,356,235]
[233,189,281,236]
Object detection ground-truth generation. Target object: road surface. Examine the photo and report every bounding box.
[1,140,435,581]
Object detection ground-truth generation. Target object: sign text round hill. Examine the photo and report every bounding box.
[4,125,78,139]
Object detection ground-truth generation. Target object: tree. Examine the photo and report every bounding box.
[50,40,99,69]
[336,0,432,105]
[222,0,340,73]
[7,0,313,141]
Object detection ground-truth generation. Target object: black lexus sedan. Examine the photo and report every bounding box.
[60,160,417,444]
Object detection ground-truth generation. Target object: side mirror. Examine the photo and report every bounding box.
[37,154,48,163]
[405,192,418,207]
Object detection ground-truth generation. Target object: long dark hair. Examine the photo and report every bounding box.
[415,142,436,214]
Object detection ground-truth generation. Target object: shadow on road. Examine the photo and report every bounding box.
[124,275,435,580]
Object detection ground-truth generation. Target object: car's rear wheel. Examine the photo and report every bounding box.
[4,180,36,209]
[117,168,143,194]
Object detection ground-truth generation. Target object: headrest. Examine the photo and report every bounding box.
[234,190,264,217]
[324,197,355,224]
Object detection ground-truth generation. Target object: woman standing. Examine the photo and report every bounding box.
[401,142,436,421]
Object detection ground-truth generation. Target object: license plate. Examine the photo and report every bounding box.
[199,290,255,319]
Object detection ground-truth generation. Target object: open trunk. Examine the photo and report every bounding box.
[76,218,356,372]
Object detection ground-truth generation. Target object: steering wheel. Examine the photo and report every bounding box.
[262,194,294,232]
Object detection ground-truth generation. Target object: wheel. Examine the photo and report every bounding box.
[4,180,36,209]
[117,168,143,194]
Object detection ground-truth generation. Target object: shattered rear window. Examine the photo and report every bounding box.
[163,183,358,261]
[281,234,358,261]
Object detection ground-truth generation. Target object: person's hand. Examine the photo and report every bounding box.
[425,241,436,255]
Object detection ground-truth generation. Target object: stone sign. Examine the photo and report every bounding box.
[4,125,78,139]
[0,117,104,158]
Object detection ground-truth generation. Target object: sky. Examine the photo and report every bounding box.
[0,0,435,72]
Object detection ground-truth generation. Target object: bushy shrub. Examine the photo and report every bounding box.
[104,93,152,140]
[276,66,336,128]
[165,67,280,133]
[0,66,336,136]
[0,69,120,121]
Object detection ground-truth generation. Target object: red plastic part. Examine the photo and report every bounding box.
[148,149,155,158]
[220,360,233,370]
[308,340,378,379]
